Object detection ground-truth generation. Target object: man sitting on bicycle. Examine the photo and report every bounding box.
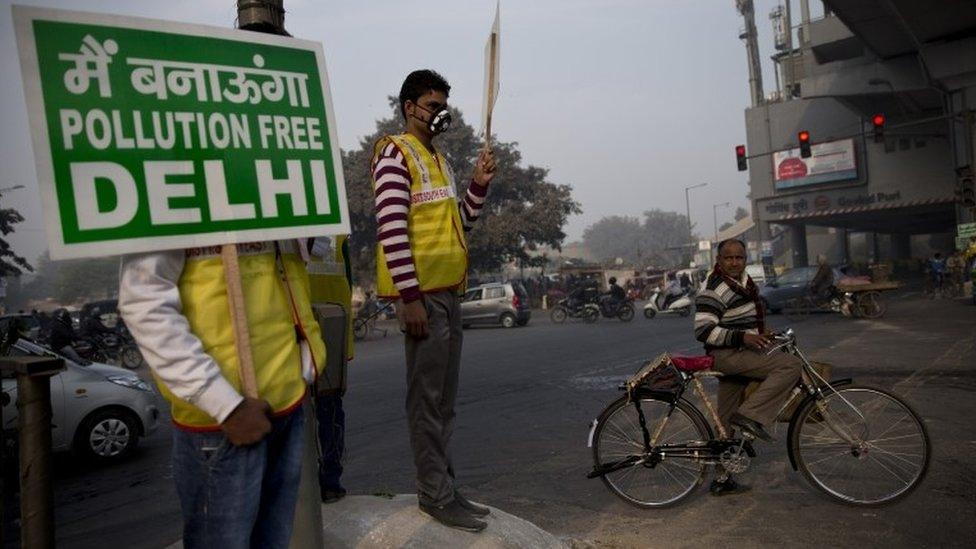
[694,239,804,496]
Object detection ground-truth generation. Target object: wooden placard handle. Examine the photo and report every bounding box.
[221,244,258,398]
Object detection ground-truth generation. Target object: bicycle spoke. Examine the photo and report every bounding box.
[596,398,707,507]
[795,387,928,505]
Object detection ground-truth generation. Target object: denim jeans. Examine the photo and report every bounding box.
[172,404,304,549]
[314,392,345,493]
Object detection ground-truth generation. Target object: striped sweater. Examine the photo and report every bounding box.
[373,141,488,303]
[694,271,762,351]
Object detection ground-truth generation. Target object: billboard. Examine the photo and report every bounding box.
[13,6,349,259]
[773,138,857,191]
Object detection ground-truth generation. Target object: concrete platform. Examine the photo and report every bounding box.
[165,494,567,548]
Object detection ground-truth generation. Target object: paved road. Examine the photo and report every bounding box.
[6,296,975,548]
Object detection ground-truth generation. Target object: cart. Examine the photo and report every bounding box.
[835,280,902,319]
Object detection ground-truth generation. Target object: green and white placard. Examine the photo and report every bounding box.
[13,6,349,259]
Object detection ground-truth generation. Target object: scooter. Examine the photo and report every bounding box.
[643,289,693,318]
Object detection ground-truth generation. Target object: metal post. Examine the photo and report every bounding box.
[1,356,64,549]
[713,202,730,244]
[684,183,708,241]
[231,3,325,546]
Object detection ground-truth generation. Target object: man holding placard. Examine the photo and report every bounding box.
[13,5,349,547]
[373,69,496,532]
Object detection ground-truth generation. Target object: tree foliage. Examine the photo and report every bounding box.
[21,252,119,305]
[342,98,581,283]
[734,206,750,221]
[0,207,33,277]
[582,209,693,267]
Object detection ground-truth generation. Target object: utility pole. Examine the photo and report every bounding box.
[735,0,765,107]
[232,2,323,548]
[685,183,707,266]
[713,202,731,243]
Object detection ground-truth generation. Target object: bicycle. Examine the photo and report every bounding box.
[353,300,393,340]
[587,329,930,507]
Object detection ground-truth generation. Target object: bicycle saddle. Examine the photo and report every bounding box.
[670,355,714,372]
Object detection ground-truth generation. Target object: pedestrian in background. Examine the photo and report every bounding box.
[371,69,497,532]
[946,251,966,297]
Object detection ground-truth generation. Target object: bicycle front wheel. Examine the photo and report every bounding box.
[791,385,930,506]
[592,396,711,508]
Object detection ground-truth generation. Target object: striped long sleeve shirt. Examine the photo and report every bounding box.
[694,272,762,351]
[373,141,488,303]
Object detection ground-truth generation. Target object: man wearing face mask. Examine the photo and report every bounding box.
[372,69,497,532]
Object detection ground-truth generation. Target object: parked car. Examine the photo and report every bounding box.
[461,282,531,328]
[2,338,160,463]
[760,265,844,313]
[0,313,43,341]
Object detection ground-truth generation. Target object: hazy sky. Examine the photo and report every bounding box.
[0,0,818,265]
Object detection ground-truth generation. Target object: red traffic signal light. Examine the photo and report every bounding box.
[735,145,747,171]
[798,131,812,158]
[872,113,886,143]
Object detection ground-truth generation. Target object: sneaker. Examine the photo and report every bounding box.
[454,490,490,517]
[709,476,749,496]
[730,413,774,442]
[419,500,487,533]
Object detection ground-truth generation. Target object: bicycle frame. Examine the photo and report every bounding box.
[608,330,866,473]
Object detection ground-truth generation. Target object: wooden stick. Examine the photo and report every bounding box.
[221,244,258,398]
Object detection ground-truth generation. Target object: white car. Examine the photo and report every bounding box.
[2,339,160,462]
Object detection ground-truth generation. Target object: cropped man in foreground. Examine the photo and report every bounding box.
[119,241,326,548]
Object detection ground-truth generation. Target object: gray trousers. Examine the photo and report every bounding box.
[709,347,804,430]
[404,291,463,506]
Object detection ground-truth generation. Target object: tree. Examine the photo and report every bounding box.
[734,206,750,221]
[22,252,120,305]
[343,98,581,282]
[582,216,645,264]
[641,209,694,266]
[582,209,693,267]
[0,207,33,277]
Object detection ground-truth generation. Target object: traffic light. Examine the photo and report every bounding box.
[872,113,886,143]
[957,167,975,208]
[735,145,747,171]
[798,130,811,158]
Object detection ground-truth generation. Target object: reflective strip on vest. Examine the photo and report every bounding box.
[374,133,468,298]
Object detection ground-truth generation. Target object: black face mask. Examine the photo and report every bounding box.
[411,103,452,134]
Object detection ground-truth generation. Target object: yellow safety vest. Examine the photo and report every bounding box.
[374,133,468,298]
[309,235,354,360]
[158,242,327,430]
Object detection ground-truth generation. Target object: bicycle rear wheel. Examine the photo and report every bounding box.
[592,395,711,508]
[790,385,929,506]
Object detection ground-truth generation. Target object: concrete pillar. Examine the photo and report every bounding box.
[791,224,809,267]
[839,229,850,264]
[890,233,911,260]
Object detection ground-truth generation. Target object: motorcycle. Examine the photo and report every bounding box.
[643,289,693,318]
[550,298,600,324]
[597,295,635,322]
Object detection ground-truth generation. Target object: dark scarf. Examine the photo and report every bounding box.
[710,264,766,333]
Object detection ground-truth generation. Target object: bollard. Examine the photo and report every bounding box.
[0,355,64,549]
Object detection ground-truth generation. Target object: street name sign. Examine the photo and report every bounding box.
[13,6,350,259]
